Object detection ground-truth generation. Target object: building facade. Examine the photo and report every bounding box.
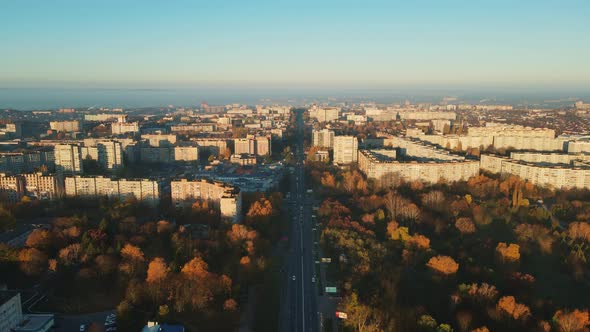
[171,179,242,222]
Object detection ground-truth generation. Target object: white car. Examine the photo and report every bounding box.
[292,275,296,281]
[312,277,316,283]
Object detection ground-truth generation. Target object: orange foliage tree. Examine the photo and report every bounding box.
[496,296,531,321]
[426,255,459,275]
[181,256,209,280]
[246,198,273,218]
[146,257,169,283]
[455,217,476,234]
[496,242,521,262]
[553,309,590,332]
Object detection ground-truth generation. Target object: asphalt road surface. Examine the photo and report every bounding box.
[283,110,319,332]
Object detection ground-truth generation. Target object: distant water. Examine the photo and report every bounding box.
[1,86,589,110]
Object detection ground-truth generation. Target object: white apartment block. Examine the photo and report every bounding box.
[0,292,23,332]
[312,129,335,148]
[480,154,590,190]
[0,173,25,202]
[81,141,124,170]
[49,120,80,133]
[54,144,83,174]
[467,124,555,138]
[358,149,479,186]
[191,138,228,155]
[174,146,199,161]
[65,176,160,206]
[111,122,139,135]
[141,134,177,147]
[23,173,61,199]
[397,111,456,121]
[171,179,242,223]
[84,113,127,122]
[333,136,358,165]
[234,136,271,156]
[170,123,216,133]
[309,106,340,122]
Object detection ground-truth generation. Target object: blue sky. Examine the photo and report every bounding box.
[1,0,589,88]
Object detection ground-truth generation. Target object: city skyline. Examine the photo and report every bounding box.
[1,0,590,88]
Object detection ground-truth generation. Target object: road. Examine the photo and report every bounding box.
[282,110,319,332]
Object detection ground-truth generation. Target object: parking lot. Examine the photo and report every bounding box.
[53,310,115,332]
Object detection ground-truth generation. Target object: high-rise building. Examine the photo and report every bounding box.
[81,141,124,170]
[0,173,25,202]
[174,146,199,161]
[54,144,83,174]
[309,106,340,122]
[333,136,358,165]
[111,122,139,135]
[312,129,335,148]
[234,136,271,156]
[171,179,242,222]
[22,172,61,199]
[65,176,160,206]
[49,120,80,132]
[255,136,271,156]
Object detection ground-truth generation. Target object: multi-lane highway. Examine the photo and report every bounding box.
[282,110,319,332]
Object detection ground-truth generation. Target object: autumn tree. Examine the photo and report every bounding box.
[426,255,459,275]
[18,248,48,276]
[119,243,145,277]
[455,217,476,234]
[246,198,273,218]
[496,296,531,321]
[553,309,590,332]
[58,243,82,266]
[340,292,382,332]
[146,257,169,283]
[181,256,209,280]
[567,222,590,242]
[422,190,445,211]
[223,298,238,311]
[496,242,521,263]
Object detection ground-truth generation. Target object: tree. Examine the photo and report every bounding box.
[181,256,209,280]
[426,255,459,275]
[224,298,238,311]
[455,217,476,234]
[146,257,169,283]
[58,243,82,266]
[553,309,590,332]
[119,243,145,277]
[495,243,520,262]
[496,296,530,321]
[418,314,437,331]
[25,229,56,251]
[422,191,445,211]
[340,292,382,332]
[0,207,16,232]
[18,248,48,276]
[246,198,273,218]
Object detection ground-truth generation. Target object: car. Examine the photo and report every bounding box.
[312,277,316,283]
[80,324,87,332]
[292,275,296,281]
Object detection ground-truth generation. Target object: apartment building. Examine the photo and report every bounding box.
[0,151,55,174]
[480,154,590,189]
[358,149,479,186]
[230,154,257,166]
[333,136,358,165]
[170,123,216,133]
[174,146,199,162]
[84,113,127,122]
[171,179,242,222]
[467,124,555,138]
[23,173,61,199]
[81,140,124,170]
[65,176,160,206]
[397,111,456,121]
[309,106,340,122]
[312,129,335,148]
[139,147,174,163]
[111,122,139,135]
[49,120,80,132]
[191,138,228,155]
[54,144,83,174]
[0,173,25,202]
[234,136,271,156]
[141,134,177,147]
